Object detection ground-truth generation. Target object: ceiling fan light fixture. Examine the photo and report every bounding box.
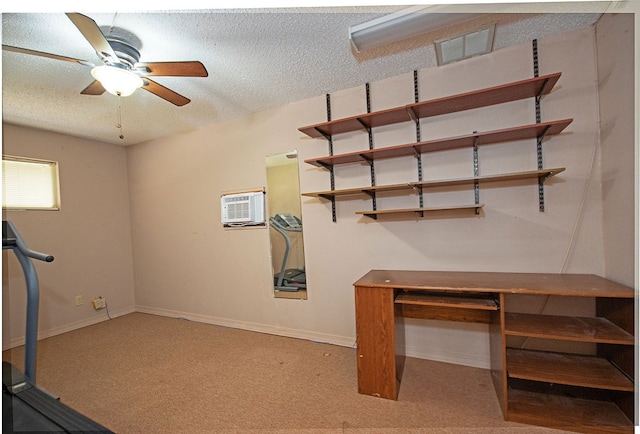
[91,65,143,97]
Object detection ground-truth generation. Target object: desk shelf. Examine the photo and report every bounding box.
[507,348,634,391]
[395,291,498,310]
[501,298,636,433]
[507,389,633,434]
[505,313,634,345]
[395,291,498,323]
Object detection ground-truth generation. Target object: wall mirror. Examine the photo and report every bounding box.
[265,150,307,300]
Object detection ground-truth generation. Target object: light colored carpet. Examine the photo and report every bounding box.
[3,313,567,433]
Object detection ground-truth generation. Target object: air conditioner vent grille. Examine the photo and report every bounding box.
[221,192,265,225]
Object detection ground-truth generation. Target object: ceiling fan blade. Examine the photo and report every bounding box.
[141,78,190,106]
[65,12,120,64]
[81,80,106,95]
[2,44,94,67]
[136,61,208,77]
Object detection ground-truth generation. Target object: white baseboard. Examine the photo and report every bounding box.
[5,304,489,370]
[2,306,136,351]
[136,306,489,368]
[403,345,491,369]
[135,305,357,349]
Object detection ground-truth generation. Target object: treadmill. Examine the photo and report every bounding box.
[270,214,306,292]
[3,220,113,433]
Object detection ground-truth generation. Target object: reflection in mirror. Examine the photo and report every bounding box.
[265,150,307,300]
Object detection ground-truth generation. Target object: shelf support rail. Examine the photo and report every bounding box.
[413,70,424,212]
[366,83,377,217]
[326,93,337,222]
[536,123,553,185]
[473,136,480,215]
[533,39,546,212]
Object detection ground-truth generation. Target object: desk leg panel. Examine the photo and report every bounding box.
[355,286,398,400]
[490,293,507,417]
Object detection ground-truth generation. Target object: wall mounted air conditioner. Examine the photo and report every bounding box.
[221,191,265,225]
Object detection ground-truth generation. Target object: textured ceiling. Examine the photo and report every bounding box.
[1,4,612,146]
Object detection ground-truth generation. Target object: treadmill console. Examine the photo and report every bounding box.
[273,213,301,229]
[2,221,17,247]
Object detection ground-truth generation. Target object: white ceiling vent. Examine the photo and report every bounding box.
[435,24,496,66]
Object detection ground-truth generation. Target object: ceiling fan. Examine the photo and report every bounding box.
[2,12,208,106]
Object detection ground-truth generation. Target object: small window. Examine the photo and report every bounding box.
[2,156,61,210]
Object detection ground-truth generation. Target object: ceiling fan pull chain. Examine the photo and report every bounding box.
[117,94,124,140]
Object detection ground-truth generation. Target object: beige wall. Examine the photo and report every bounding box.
[596,13,636,288]
[128,24,629,368]
[2,124,136,348]
[2,18,635,369]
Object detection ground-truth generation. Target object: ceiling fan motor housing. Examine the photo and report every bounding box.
[106,36,140,69]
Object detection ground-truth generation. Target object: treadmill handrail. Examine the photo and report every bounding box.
[3,221,54,262]
[2,221,54,383]
[269,217,292,287]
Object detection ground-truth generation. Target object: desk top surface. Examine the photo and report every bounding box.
[354,270,635,298]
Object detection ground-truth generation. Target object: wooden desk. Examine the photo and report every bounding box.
[353,270,635,433]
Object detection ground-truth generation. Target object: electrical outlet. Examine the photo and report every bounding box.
[75,295,83,306]
[92,297,106,310]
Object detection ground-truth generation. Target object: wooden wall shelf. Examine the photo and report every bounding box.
[304,119,572,168]
[300,71,571,220]
[303,168,565,200]
[355,204,483,218]
[299,73,562,139]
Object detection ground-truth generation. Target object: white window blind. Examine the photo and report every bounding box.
[2,156,60,210]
